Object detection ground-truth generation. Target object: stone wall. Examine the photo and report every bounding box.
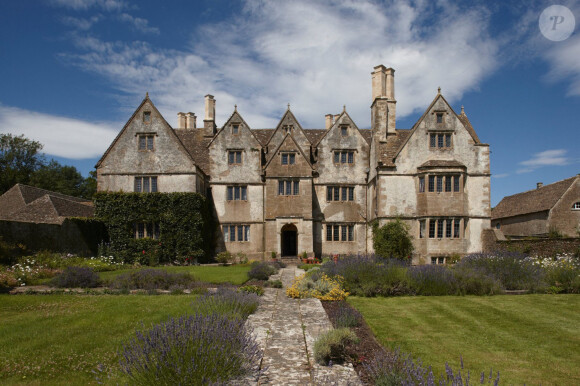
[482,229,579,256]
[0,219,107,256]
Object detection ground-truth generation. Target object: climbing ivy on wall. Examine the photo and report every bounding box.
[94,192,214,264]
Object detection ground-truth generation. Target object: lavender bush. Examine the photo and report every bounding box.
[192,287,260,319]
[51,266,101,288]
[457,253,546,291]
[408,265,459,296]
[321,254,412,297]
[365,349,500,386]
[248,261,278,280]
[119,313,261,384]
[333,302,363,328]
[108,269,197,291]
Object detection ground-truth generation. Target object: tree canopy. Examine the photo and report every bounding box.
[0,133,96,199]
[372,218,414,260]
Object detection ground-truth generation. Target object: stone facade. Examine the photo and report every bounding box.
[492,175,580,238]
[96,65,491,264]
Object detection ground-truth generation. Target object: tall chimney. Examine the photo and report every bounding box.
[385,67,396,135]
[372,65,387,100]
[204,95,216,136]
[177,112,186,129]
[370,65,397,141]
[186,112,196,129]
[333,114,340,124]
[325,114,333,130]
[537,182,543,189]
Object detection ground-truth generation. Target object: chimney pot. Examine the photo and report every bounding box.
[177,112,186,129]
[325,114,333,130]
[537,182,543,189]
[186,112,196,129]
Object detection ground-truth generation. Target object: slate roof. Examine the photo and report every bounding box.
[173,129,212,174]
[457,113,481,144]
[0,184,94,225]
[378,129,412,166]
[491,176,578,220]
[418,160,466,169]
[251,129,275,146]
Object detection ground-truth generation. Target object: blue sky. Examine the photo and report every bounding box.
[0,0,578,206]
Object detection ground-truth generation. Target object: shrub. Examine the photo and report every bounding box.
[248,261,278,280]
[333,303,362,328]
[321,255,412,297]
[372,218,414,260]
[453,266,504,295]
[457,252,546,291]
[313,328,358,365]
[286,272,349,300]
[0,269,19,291]
[264,279,283,288]
[216,251,233,265]
[535,254,580,293]
[119,313,261,384]
[193,287,260,320]
[51,266,101,288]
[238,284,264,296]
[408,265,459,296]
[108,269,196,290]
[236,252,248,264]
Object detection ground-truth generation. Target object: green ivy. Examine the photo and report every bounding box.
[94,192,214,265]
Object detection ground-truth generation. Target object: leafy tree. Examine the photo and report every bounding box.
[29,160,96,199]
[0,133,44,193]
[0,133,96,198]
[372,218,414,260]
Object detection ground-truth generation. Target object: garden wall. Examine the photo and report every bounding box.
[482,229,579,256]
[0,218,107,256]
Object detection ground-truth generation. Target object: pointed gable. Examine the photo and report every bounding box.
[264,133,313,178]
[265,108,311,160]
[96,95,197,175]
[208,108,263,184]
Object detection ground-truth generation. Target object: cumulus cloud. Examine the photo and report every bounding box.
[60,0,499,129]
[517,149,571,173]
[0,105,118,159]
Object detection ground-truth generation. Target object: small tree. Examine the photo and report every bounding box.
[372,218,414,260]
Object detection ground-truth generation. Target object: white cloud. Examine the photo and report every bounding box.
[0,105,118,159]
[118,13,159,34]
[544,33,580,96]
[61,15,101,30]
[60,0,499,129]
[493,173,509,178]
[517,149,571,173]
[50,0,127,11]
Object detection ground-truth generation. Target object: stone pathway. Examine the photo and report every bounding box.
[245,266,361,385]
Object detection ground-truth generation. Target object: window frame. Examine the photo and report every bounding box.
[278,180,300,196]
[232,124,239,135]
[138,134,155,151]
[333,150,355,165]
[143,111,151,123]
[228,150,242,165]
[572,202,580,210]
[134,176,158,193]
[223,224,250,242]
[227,185,247,201]
[135,222,160,239]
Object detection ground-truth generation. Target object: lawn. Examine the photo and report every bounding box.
[0,294,197,385]
[349,294,580,385]
[96,264,251,285]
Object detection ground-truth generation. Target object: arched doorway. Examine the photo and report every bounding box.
[281,224,298,257]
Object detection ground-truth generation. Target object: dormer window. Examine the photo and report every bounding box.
[232,124,239,135]
[143,111,151,123]
[573,202,580,210]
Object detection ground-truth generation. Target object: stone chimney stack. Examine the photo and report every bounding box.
[333,114,340,124]
[186,112,196,129]
[371,65,396,140]
[204,95,216,137]
[325,114,333,130]
[177,112,186,129]
[537,182,543,189]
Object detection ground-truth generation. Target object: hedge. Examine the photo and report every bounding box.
[94,192,215,264]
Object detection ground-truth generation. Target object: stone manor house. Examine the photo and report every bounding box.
[96,65,491,264]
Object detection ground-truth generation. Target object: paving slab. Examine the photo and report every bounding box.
[245,266,362,385]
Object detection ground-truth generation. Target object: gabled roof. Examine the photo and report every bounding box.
[208,108,262,149]
[418,160,466,169]
[252,129,275,146]
[95,95,199,172]
[311,110,368,147]
[173,130,212,174]
[386,93,482,166]
[492,176,578,219]
[0,184,93,225]
[263,132,314,171]
[265,107,311,148]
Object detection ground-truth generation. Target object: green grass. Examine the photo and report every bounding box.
[0,294,198,385]
[348,294,580,385]
[96,264,250,285]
